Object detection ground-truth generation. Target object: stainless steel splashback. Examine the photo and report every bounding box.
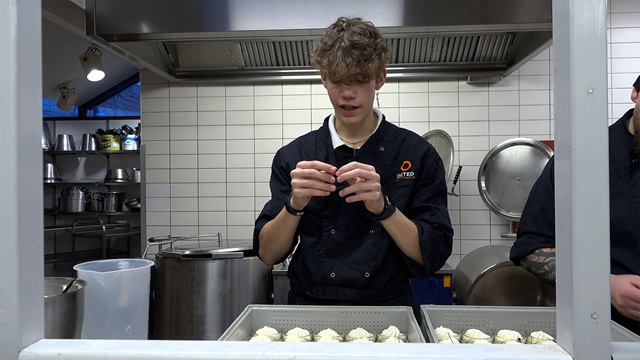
[83,0,553,83]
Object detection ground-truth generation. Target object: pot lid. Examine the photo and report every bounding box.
[422,129,455,180]
[477,138,553,221]
[161,246,251,259]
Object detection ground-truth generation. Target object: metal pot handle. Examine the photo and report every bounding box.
[143,233,224,258]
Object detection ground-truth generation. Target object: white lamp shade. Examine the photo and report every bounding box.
[57,90,78,112]
[79,48,105,82]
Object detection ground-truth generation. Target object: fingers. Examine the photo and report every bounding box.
[290,161,338,204]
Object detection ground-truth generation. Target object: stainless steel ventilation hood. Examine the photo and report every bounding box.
[84,0,552,83]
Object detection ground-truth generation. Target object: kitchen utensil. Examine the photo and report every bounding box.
[422,129,455,181]
[42,122,54,150]
[44,277,86,339]
[74,259,154,339]
[102,192,124,212]
[54,134,76,152]
[477,138,553,222]
[61,279,76,294]
[448,165,462,197]
[453,245,555,306]
[58,186,91,213]
[147,234,270,340]
[80,133,101,151]
[104,168,130,182]
[43,162,62,183]
[132,167,141,182]
[122,134,139,150]
[90,192,105,212]
[124,198,141,212]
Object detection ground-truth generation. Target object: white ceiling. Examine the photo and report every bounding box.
[42,3,140,108]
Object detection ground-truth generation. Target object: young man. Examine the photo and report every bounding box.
[253,17,453,317]
[510,75,640,335]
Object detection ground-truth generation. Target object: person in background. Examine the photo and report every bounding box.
[253,17,453,320]
[510,75,640,335]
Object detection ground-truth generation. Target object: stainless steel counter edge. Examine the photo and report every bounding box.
[19,339,576,360]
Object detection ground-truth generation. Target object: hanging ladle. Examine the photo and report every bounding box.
[61,279,76,294]
[448,165,463,197]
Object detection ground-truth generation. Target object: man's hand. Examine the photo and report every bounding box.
[289,160,337,210]
[611,274,640,321]
[335,161,384,214]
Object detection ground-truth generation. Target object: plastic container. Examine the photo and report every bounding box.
[73,258,154,339]
[219,304,425,343]
[421,305,640,343]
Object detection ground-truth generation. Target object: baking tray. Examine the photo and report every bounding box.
[421,305,640,343]
[219,304,425,343]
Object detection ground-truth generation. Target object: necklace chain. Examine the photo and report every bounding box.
[337,130,375,147]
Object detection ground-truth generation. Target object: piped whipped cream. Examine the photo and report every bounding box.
[255,326,281,340]
[435,326,460,341]
[347,327,374,340]
[315,328,341,342]
[249,334,273,342]
[462,329,491,343]
[527,331,555,344]
[494,329,523,344]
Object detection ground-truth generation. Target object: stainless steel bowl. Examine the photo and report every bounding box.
[104,168,130,182]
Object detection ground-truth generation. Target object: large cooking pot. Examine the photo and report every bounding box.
[151,244,271,340]
[58,186,91,213]
[453,245,555,306]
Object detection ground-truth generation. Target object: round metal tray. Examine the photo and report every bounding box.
[477,138,553,221]
[422,129,455,180]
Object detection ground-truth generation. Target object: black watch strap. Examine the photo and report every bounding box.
[285,192,305,216]
[367,195,396,221]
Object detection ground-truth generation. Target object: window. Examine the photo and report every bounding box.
[43,74,140,119]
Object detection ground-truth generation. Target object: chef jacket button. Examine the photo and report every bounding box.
[330,229,336,235]
[369,229,374,233]
[364,272,370,278]
[379,147,384,151]
[330,272,336,278]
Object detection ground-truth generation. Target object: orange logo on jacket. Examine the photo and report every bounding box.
[397,160,416,181]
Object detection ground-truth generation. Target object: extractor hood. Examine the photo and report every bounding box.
[83,0,552,83]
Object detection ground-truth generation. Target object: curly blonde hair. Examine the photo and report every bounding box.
[311,17,391,83]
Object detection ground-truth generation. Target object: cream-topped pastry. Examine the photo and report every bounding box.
[350,338,374,343]
[438,337,460,344]
[255,326,281,340]
[347,327,374,340]
[378,325,406,343]
[286,327,311,337]
[347,328,376,341]
[315,328,341,342]
[462,328,491,343]
[249,334,273,342]
[435,326,460,341]
[527,331,555,344]
[381,336,403,343]
[284,327,311,342]
[494,329,523,344]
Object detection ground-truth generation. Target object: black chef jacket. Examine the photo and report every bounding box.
[254,114,453,304]
[510,109,640,335]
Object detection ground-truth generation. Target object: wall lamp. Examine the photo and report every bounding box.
[57,84,77,112]
[79,44,105,82]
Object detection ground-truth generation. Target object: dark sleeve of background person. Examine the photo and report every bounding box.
[510,156,557,265]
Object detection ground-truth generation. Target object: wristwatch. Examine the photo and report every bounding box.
[367,195,396,221]
[284,192,305,216]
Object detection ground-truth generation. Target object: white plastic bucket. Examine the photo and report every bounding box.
[73,258,154,339]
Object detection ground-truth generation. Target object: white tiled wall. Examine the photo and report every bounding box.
[141,0,640,266]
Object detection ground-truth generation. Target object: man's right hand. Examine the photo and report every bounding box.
[289,160,337,209]
[611,274,640,321]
